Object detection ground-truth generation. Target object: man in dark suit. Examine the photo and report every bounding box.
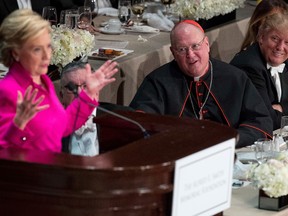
[230,12,288,130]
[130,20,273,148]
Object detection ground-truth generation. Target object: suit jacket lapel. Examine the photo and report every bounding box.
[267,67,279,98]
[3,0,19,13]
[280,66,288,102]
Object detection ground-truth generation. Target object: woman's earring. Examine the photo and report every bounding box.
[14,56,19,62]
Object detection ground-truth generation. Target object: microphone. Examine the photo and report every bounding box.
[65,82,150,139]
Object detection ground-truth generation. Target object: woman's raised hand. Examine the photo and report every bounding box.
[84,60,119,100]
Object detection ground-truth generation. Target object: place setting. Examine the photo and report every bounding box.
[236,137,286,165]
[232,120,288,191]
[98,0,171,35]
[99,18,161,35]
[99,18,125,35]
[237,115,288,166]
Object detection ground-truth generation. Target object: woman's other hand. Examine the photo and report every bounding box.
[14,86,50,130]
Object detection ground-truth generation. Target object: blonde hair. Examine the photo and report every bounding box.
[257,12,288,39]
[241,0,288,51]
[0,9,51,67]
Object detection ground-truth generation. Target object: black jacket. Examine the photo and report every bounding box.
[130,58,273,148]
[230,43,288,130]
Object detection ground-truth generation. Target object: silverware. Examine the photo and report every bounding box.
[96,39,125,42]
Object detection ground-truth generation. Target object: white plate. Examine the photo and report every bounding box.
[99,27,125,35]
[236,151,259,164]
[125,25,160,34]
[88,48,134,61]
[99,21,108,27]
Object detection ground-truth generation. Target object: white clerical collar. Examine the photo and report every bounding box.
[267,63,285,75]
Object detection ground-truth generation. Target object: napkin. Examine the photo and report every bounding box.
[233,158,252,180]
[98,7,118,17]
[74,113,97,136]
[143,10,175,32]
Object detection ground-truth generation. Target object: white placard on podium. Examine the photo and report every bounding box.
[172,138,235,216]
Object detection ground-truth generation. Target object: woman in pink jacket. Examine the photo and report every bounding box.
[0,9,118,153]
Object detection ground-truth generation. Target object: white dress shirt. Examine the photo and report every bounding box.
[17,0,32,9]
[267,63,286,102]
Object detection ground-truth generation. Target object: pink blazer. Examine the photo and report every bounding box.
[0,63,98,153]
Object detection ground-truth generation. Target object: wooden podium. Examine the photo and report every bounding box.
[0,111,237,216]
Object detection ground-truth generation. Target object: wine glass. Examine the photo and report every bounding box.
[84,0,99,20]
[161,0,175,17]
[77,6,92,30]
[131,0,145,26]
[42,6,58,26]
[118,0,131,25]
[59,10,67,25]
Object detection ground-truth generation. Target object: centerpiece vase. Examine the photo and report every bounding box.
[259,190,288,211]
[197,10,236,30]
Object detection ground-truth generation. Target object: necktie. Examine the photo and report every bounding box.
[267,63,285,102]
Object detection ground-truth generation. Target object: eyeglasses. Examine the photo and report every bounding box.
[64,82,86,94]
[174,36,206,55]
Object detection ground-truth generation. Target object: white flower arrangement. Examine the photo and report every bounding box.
[248,153,288,198]
[50,25,94,68]
[174,0,245,20]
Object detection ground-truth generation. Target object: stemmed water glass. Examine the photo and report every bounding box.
[254,138,273,164]
[131,0,145,26]
[161,0,175,17]
[118,0,131,25]
[42,6,58,26]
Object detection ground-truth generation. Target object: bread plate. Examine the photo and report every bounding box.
[88,48,134,60]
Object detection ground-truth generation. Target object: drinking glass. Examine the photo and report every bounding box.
[84,0,99,19]
[77,6,92,30]
[161,0,175,17]
[280,116,288,148]
[118,0,131,25]
[65,9,79,29]
[42,6,58,26]
[254,138,272,164]
[131,0,145,25]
